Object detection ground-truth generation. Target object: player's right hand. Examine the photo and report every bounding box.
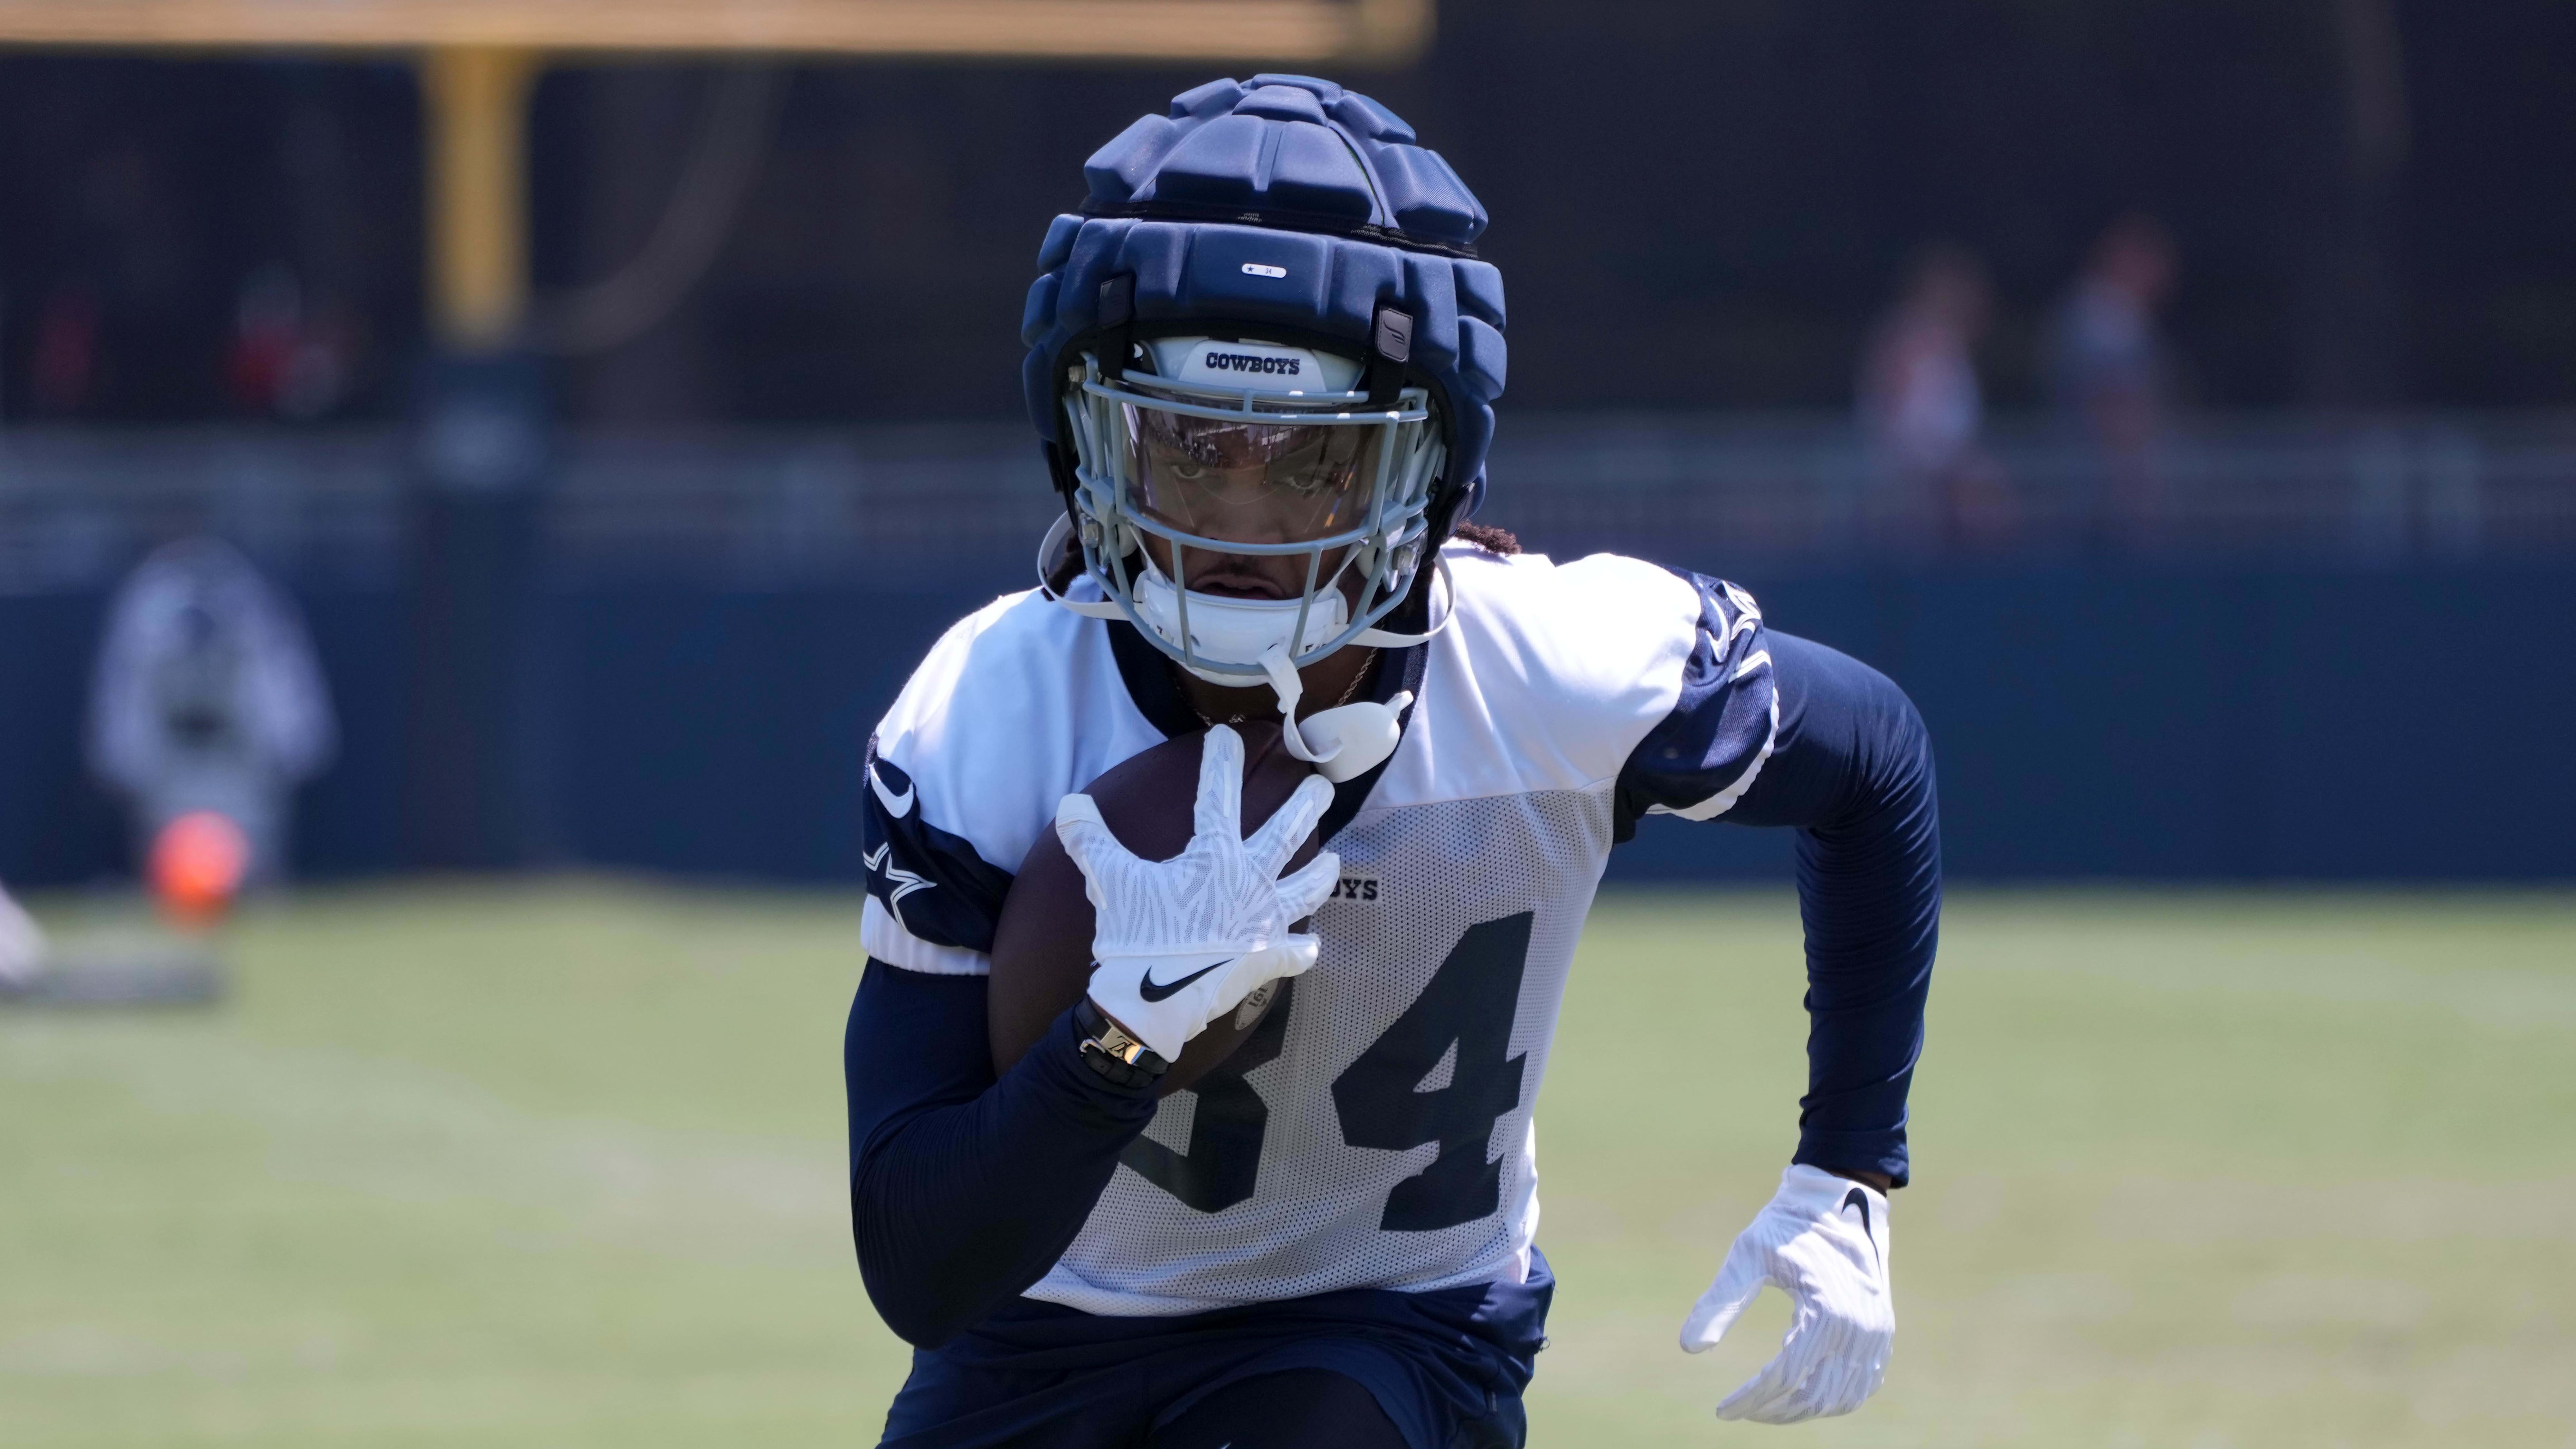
[1055,724,1339,1062]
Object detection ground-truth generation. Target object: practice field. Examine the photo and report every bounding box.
[3,883,2571,1447]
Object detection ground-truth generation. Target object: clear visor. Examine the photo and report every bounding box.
[1121,386,1377,548]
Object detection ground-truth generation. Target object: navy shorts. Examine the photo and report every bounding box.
[878,1250,1553,1449]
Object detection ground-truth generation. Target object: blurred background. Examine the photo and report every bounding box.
[1,2,2570,1446]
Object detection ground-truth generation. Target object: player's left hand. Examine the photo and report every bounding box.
[1680,1164,1893,1424]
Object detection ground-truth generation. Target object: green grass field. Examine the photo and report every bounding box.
[3,882,2571,1447]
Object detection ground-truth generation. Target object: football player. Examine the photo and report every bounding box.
[846,76,1939,1449]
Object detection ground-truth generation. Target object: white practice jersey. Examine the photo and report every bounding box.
[862,542,1777,1315]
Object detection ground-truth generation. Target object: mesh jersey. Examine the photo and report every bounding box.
[862,544,1776,1315]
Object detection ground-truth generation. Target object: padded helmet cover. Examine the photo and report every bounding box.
[1021,75,1506,530]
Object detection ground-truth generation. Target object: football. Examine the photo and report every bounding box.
[988,720,1324,1096]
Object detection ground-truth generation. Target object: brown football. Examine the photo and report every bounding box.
[987,720,1323,1096]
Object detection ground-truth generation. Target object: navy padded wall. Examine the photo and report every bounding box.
[1024,76,1506,518]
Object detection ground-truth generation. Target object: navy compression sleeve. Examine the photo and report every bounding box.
[1725,631,1941,1187]
[844,960,1158,1347]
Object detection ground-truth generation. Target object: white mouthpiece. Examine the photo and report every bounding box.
[1255,647,1410,782]
[1297,692,1413,782]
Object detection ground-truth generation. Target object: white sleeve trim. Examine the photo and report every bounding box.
[1647,687,1780,822]
[862,895,992,977]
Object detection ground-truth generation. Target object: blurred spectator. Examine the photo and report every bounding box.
[225,264,354,421]
[87,538,337,886]
[29,283,100,413]
[1858,243,2010,551]
[2050,213,2178,543]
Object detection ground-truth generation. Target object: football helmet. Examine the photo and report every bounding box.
[1023,75,1506,716]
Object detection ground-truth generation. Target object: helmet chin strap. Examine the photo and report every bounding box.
[1258,647,1319,760]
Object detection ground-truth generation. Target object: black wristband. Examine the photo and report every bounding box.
[1073,998,1170,1088]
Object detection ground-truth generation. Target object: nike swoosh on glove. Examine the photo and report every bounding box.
[1056,724,1340,1062]
[1680,1164,1894,1424]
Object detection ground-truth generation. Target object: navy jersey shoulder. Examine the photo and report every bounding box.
[1612,569,1779,840]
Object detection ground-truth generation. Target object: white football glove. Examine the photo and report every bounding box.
[1055,724,1339,1062]
[1681,1164,1894,1424]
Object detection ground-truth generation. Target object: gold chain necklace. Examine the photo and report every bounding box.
[1177,648,1378,730]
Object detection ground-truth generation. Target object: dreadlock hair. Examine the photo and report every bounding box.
[1449,521,1522,555]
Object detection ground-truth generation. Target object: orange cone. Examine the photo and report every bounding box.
[149,811,250,929]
